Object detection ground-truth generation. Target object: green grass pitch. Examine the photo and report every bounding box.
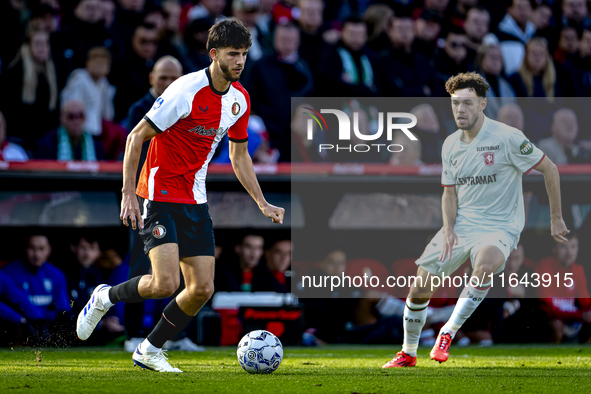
[1,345,591,393]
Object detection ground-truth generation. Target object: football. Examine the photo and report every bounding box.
[236,330,284,374]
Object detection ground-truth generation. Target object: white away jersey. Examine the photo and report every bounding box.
[441,115,545,239]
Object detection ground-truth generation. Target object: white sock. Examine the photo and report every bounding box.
[139,338,161,354]
[401,298,429,357]
[441,279,491,338]
[99,286,114,308]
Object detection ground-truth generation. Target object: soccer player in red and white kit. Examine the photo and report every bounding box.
[76,19,285,372]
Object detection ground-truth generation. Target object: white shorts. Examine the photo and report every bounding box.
[415,225,516,277]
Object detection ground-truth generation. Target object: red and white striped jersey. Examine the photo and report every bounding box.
[137,68,249,204]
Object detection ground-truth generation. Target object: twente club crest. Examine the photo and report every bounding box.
[483,151,494,166]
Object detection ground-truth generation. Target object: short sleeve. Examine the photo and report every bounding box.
[228,92,250,143]
[506,129,545,174]
[441,144,455,187]
[144,79,192,133]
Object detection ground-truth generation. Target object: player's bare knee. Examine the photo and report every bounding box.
[152,278,180,298]
[188,282,214,301]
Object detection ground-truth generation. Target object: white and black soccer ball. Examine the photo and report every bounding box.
[236,330,283,374]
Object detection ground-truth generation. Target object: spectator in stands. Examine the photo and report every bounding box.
[0,0,33,70]
[555,25,580,64]
[418,0,451,19]
[66,235,104,314]
[36,100,106,161]
[1,29,59,151]
[161,0,186,55]
[464,7,491,54]
[536,234,591,343]
[0,269,45,346]
[435,27,474,84]
[252,239,292,293]
[449,0,477,27]
[296,0,326,73]
[2,235,72,345]
[254,0,275,46]
[562,0,591,30]
[29,3,58,34]
[389,130,423,166]
[244,22,313,161]
[377,14,438,97]
[509,37,561,98]
[100,0,117,29]
[317,16,377,97]
[484,0,537,76]
[300,250,360,344]
[188,0,228,21]
[497,103,525,131]
[67,235,125,342]
[61,47,116,137]
[0,111,28,162]
[363,3,394,54]
[413,10,442,59]
[233,0,265,63]
[184,17,216,72]
[110,0,147,55]
[476,44,517,120]
[532,1,553,30]
[111,23,159,121]
[407,104,441,164]
[215,234,265,292]
[52,0,119,85]
[562,28,591,97]
[539,108,591,164]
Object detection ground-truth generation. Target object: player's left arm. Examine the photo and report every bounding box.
[229,141,284,224]
[534,156,570,242]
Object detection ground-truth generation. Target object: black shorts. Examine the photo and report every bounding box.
[138,196,215,257]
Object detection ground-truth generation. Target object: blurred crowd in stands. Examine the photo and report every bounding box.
[2,0,591,162]
[1,230,589,347]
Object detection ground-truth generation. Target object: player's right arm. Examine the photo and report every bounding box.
[439,186,459,262]
[439,137,459,262]
[120,119,158,230]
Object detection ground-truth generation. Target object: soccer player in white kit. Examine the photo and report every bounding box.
[383,72,570,368]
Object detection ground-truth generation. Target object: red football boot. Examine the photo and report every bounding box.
[382,351,417,368]
[430,332,452,363]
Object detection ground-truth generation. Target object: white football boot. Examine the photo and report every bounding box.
[76,284,112,340]
[132,346,183,372]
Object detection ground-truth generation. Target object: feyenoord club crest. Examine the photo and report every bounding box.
[483,152,494,166]
[232,102,240,116]
[153,224,166,239]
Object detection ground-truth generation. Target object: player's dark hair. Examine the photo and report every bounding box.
[445,72,490,97]
[207,18,252,53]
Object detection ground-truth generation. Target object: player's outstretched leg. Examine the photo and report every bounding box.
[383,267,438,368]
[133,255,214,373]
[430,245,503,363]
